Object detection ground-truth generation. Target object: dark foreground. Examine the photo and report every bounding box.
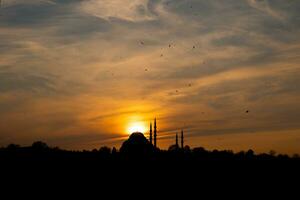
[1,143,299,197]
[1,143,300,182]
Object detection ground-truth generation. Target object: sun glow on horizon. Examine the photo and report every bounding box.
[127,121,147,135]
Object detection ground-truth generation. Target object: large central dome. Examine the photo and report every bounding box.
[120,132,154,156]
[128,132,147,141]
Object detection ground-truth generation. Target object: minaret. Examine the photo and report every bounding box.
[181,130,184,149]
[149,122,153,145]
[176,133,178,147]
[154,118,157,148]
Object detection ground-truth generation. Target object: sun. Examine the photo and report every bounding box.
[127,122,147,135]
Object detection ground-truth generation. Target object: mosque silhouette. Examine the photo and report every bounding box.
[120,118,185,156]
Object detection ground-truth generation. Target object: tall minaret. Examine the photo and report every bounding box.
[149,122,153,145]
[181,130,184,149]
[154,118,157,148]
[176,133,178,147]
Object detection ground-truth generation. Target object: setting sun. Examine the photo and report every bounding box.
[127,122,147,135]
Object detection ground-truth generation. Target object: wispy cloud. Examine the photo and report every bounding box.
[79,0,157,22]
[247,0,286,20]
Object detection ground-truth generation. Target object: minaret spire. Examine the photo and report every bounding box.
[176,133,178,147]
[154,118,157,148]
[181,130,184,149]
[149,122,153,145]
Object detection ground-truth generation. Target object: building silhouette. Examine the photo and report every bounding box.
[149,118,184,149]
[148,118,158,148]
[148,119,186,150]
[120,132,153,157]
[154,118,157,148]
[181,130,184,149]
[176,133,179,148]
[149,122,153,145]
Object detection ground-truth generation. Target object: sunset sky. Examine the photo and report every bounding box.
[0,0,300,154]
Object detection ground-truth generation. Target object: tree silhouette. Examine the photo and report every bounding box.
[7,144,20,150]
[31,141,49,150]
[99,146,111,157]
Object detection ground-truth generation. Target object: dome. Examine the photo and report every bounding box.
[120,132,154,157]
[128,132,147,141]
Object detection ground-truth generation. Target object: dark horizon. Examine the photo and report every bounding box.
[2,131,299,159]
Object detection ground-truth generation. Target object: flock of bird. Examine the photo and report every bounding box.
[139,40,250,114]
[0,0,250,114]
[139,40,196,89]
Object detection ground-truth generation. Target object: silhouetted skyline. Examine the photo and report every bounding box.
[2,136,299,161]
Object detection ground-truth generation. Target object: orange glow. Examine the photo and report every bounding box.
[127,122,147,134]
[125,114,148,135]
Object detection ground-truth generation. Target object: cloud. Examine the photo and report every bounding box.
[79,0,157,22]
[247,0,286,20]
[1,0,56,7]
[0,72,55,93]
